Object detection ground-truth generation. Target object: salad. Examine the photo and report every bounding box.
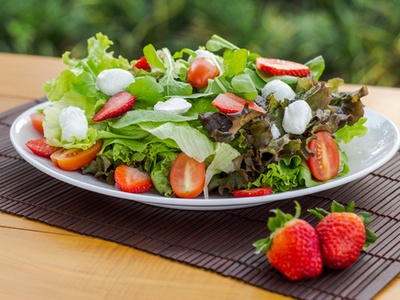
[26,33,368,199]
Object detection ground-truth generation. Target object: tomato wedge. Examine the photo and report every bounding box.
[50,140,103,171]
[186,57,219,88]
[169,152,206,198]
[307,132,340,181]
[30,113,45,135]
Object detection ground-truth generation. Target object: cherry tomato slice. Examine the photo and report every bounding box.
[30,113,45,135]
[50,140,103,171]
[170,152,206,198]
[307,132,340,181]
[186,57,219,88]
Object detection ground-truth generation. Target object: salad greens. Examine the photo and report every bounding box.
[42,32,368,198]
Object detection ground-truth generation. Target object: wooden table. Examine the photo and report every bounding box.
[0,52,399,299]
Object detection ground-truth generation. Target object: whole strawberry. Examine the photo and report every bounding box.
[309,201,377,270]
[253,201,323,281]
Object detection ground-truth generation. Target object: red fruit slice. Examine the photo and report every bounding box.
[169,152,205,198]
[30,113,45,135]
[211,92,266,114]
[50,140,103,171]
[307,131,340,181]
[134,56,151,71]
[25,138,59,158]
[92,91,136,122]
[114,165,153,193]
[256,57,310,77]
[232,187,272,198]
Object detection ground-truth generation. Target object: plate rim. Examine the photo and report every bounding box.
[9,102,400,210]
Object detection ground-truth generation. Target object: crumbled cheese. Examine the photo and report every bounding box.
[195,49,214,59]
[154,97,192,115]
[188,49,216,64]
[96,68,135,96]
[270,123,281,140]
[282,100,312,135]
[261,79,296,102]
[59,106,88,142]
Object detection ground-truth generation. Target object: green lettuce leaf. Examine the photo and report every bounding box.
[204,143,240,198]
[250,155,319,192]
[334,117,368,144]
[126,76,164,109]
[305,55,325,81]
[205,34,240,52]
[158,48,193,96]
[111,110,198,128]
[139,122,215,162]
[43,102,97,149]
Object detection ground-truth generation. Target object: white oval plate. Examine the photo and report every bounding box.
[10,102,400,210]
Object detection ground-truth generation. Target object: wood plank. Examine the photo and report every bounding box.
[0,96,35,113]
[0,53,65,100]
[0,212,280,300]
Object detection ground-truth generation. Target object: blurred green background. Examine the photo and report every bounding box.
[1,0,400,86]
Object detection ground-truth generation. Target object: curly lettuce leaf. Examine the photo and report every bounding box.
[84,140,179,197]
[250,155,319,192]
[334,117,368,144]
[199,104,265,143]
[330,86,368,126]
[62,32,130,74]
[43,33,130,138]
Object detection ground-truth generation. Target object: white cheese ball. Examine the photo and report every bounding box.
[154,97,192,115]
[59,106,88,142]
[282,100,312,135]
[96,68,135,96]
[261,79,296,102]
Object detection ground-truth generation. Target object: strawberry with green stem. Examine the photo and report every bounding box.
[253,201,323,281]
[309,200,377,270]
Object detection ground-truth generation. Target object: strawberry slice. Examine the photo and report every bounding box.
[232,187,272,198]
[256,57,310,77]
[25,138,59,158]
[211,93,266,114]
[114,165,153,193]
[134,56,151,71]
[92,91,136,122]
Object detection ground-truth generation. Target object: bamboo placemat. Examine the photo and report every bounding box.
[1,99,399,300]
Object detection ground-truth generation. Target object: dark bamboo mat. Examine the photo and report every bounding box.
[1,99,399,300]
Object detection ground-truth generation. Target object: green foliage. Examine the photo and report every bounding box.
[1,0,400,86]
